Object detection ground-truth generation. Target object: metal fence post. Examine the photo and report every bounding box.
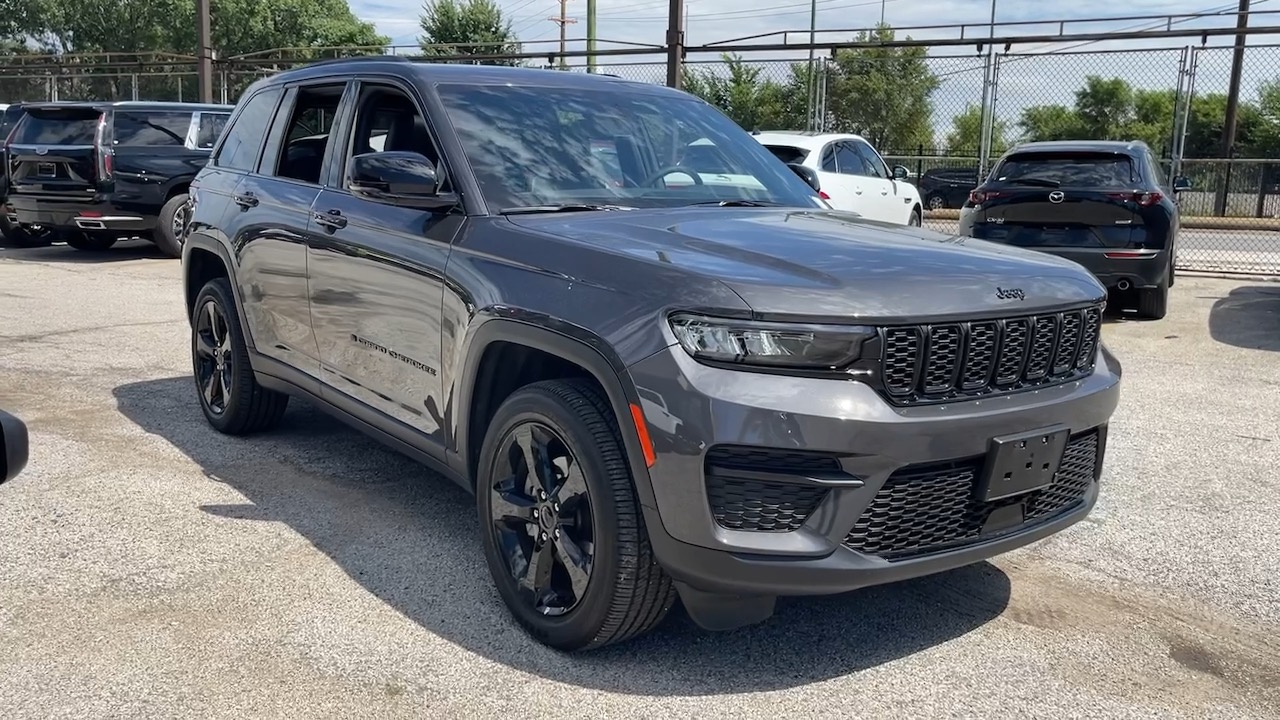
[977,50,995,179]
[131,73,139,101]
[1172,46,1199,181]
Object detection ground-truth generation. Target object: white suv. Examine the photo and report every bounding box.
[754,131,923,226]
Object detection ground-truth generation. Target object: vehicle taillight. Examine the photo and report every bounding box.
[94,112,112,182]
[819,190,830,200]
[968,189,1002,205]
[1106,191,1163,207]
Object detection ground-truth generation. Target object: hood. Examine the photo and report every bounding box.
[508,207,1106,322]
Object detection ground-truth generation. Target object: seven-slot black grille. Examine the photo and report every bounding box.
[704,447,843,532]
[879,305,1103,405]
[843,430,1100,561]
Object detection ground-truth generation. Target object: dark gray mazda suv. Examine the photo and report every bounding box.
[181,58,1122,651]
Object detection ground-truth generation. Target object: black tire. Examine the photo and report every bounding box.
[65,232,117,252]
[191,276,289,434]
[1137,280,1169,320]
[926,194,946,211]
[909,206,923,227]
[0,217,57,248]
[155,193,189,258]
[476,379,675,651]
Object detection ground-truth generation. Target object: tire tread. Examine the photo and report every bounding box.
[194,277,288,435]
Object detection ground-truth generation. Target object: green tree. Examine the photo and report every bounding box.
[681,53,806,131]
[417,0,521,65]
[946,103,1007,156]
[824,24,940,151]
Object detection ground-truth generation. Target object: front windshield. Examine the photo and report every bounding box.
[434,81,824,211]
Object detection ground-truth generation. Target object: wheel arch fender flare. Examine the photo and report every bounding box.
[453,313,663,515]
[181,233,256,353]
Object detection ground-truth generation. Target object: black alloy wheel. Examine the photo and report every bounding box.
[489,420,596,616]
[476,379,675,651]
[193,297,233,416]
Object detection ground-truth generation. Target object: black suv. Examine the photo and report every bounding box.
[958,141,1190,320]
[5,100,232,256]
[917,166,978,210]
[182,59,1121,651]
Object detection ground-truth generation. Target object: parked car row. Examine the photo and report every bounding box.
[0,100,232,256]
[170,58,1121,653]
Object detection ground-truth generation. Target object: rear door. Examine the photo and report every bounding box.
[6,105,104,202]
[974,151,1145,249]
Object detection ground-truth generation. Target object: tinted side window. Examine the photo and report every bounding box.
[764,144,809,165]
[270,84,346,185]
[213,87,282,172]
[834,142,864,176]
[820,144,837,172]
[114,111,192,147]
[191,112,230,150]
[853,140,887,179]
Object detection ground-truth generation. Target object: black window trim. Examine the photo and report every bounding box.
[256,78,354,190]
[324,75,453,198]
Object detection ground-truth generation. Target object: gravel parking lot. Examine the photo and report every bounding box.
[1,240,1278,719]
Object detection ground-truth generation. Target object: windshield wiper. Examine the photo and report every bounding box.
[1000,177,1061,188]
[686,199,783,207]
[500,203,635,215]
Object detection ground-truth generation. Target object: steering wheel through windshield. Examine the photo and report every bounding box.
[643,166,704,187]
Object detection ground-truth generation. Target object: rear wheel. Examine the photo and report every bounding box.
[926,194,946,211]
[65,232,117,252]
[476,379,675,651]
[0,217,57,248]
[191,276,289,434]
[155,193,189,258]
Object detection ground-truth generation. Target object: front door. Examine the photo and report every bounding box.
[849,138,907,224]
[307,79,463,445]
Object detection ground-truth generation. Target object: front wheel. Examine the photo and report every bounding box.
[908,206,923,227]
[155,193,189,258]
[475,379,675,651]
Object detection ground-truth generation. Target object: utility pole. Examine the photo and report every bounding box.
[806,0,816,130]
[976,0,998,179]
[587,0,597,73]
[665,0,684,88]
[1215,0,1250,216]
[549,0,577,70]
[196,0,213,103]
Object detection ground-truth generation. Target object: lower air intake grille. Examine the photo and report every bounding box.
[704,446,842,532]
[843,430,1100,560]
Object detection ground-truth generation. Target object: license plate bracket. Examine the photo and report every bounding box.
[36,162,56,177]
[978,425,1071,502]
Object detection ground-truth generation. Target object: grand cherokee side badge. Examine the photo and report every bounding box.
[996,287,1026,301]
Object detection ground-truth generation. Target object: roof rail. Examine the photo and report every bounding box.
[284,54,411,70]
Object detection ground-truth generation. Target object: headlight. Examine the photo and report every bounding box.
[668,313,873,369]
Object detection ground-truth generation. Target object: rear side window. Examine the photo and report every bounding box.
[996,153,1136,187]
[12,110,100,145]
[764,144,809,165]
[191,112,230,150]
[214,87,283,172]
[0,107,26,141]
[113,111,193,147]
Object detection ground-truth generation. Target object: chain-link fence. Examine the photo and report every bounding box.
[4,26,1280,275]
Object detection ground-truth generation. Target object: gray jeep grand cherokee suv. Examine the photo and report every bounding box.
[182,58,1121,651]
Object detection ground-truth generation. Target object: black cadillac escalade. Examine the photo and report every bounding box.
[4,100,231,256]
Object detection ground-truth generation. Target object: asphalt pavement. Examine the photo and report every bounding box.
[0,240,1278,718]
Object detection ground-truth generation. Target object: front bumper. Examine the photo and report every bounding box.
[626,341,1121,598]
[8,195,155,233]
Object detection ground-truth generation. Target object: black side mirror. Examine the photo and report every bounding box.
[347,151,454,209]
[0,408,29,485]
[787,163,822,193]
[1172,175,1192,192]
[891,164,910,181]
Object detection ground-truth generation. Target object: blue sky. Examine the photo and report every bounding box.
[350,0,1280,144]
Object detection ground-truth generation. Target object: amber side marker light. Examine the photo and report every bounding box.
[629,403,657,468]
